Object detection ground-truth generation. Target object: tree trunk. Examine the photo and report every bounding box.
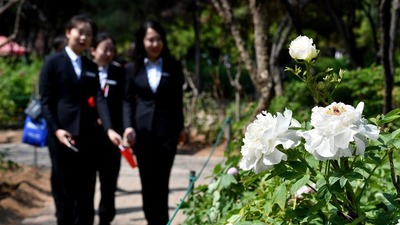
[323,0,363,68]
[249,0,274,116]
[388,0,400,112]
[380,0,394,114]
[0,0,20,17]
[0,0,24,48]
[269,14,292,97]
[210,0,255,78]
[210,0,273,118]
[360,2,380,64]
[193,0,202,91]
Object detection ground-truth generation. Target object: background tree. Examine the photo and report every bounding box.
[380,0,400,114]
[0,0,24,49]
[210,0,275,117]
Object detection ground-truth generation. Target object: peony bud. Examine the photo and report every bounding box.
[227,167,238,175]
[289,35,319,62]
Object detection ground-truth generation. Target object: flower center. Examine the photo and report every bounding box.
[326,105,346,116]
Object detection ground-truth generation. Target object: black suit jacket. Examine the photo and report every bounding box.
[40,50,112,136]
[123,57,184,140]
[101,62,125,135]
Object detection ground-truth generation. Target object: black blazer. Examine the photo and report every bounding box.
[123,57,184,140]
[40,49,112,136]
[101,62,125,135]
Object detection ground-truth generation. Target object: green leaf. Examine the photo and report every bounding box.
[212,190,221,203]
[308,200,327,214]
[345,172,364,182]
[220,174,237,188]
[241,172,264,187]
[378,133,392,145]
[329,175,340,186]
[272,183,287,210]
[382,108,400,120]
[280,171,302,180]
[207,178,220,193]
[316,185,332,202]
[387,138,400,149]
[380,109,400,124]
[345,215,366,225]
[290,175,310,194]
[339,176,347,188]
[289,160,308,174]
[382,193,400,207]
[212,163,223,174]
[390,128,400,139]
[316,176,327,188]
[227,214,242,223]
[266,163,287,181]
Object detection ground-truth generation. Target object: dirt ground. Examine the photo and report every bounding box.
[0,129,226,225]
[0,163,52,225]
[0,129,51,225]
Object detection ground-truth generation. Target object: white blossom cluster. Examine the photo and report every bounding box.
[239,109,301,173]
[239,102,379,173]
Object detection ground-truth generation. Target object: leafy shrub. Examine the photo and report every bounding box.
[181,37,400,224]
[0,58,42,128]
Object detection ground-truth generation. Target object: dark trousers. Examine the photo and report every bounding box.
[95,127,121,225]
[48,133,97,225]
[135,134,177,225]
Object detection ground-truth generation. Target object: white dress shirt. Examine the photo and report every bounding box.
[98,66,109,89]
[65,46,82,79]
[144,58,163,93]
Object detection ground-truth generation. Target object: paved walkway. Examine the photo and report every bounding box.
[0,143,225,225]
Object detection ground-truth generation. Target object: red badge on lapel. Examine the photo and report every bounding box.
[87,96,95,108]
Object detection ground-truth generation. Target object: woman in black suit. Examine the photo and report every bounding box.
[39,15,122,225]
[123,20,184,225]
[90,32,125,225]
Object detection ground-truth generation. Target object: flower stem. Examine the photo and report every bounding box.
[356,150,389,202]
[388,148,400,198]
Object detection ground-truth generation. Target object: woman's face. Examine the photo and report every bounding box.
[91,38,115,67]
[66,22,93,55]
[143,27,163,62]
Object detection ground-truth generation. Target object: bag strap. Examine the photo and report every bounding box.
[30,75,40,100]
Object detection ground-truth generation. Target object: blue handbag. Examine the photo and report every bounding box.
[22,115,48,147]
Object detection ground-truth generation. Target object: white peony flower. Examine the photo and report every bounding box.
[239,109,301,173]
[289,35,319,62]
[302,102,379,161]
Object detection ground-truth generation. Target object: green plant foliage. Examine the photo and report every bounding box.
[181,36,400,224]
[0,58,41,128]
[332,65,396,119]
[167,19,194,59]
[184,92,223,143]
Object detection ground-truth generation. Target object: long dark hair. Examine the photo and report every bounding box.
[133,20,172,72]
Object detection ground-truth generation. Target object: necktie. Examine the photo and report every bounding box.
[75,57,82,78]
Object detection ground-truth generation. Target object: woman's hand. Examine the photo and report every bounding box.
[107,129,122,146]
[123,127,136,146]
[55,129,74,146]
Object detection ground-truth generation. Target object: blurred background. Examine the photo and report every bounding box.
[0,0,399,143]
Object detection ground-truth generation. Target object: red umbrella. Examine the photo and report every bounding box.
[0,36,26,56]
[118,145,137,168]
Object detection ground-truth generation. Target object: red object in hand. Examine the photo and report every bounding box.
[87,96,95,108]
[118,145,137,168]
